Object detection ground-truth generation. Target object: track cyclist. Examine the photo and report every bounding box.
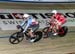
[19,14,39,42]
[49,10,67,36]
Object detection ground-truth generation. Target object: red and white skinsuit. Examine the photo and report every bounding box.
[50,13,66,33]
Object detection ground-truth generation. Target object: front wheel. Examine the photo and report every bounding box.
[9,32,24,44]
[42,27,52,38]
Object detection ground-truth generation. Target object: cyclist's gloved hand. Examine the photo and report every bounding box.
[16,25,21,29]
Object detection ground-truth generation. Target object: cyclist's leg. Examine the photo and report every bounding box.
[54,21,62,33]
[32,24,39,32]
[28,28,34,38]
[52,21,59,35]
[29,24,39,37]
[29,24,39,42]
[27,27,35,42]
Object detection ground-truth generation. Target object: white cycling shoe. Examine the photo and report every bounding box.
[30,39,35,43]
[53,33,58,36]
[30,38,36,43]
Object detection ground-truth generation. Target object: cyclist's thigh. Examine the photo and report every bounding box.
[31,24,39,32]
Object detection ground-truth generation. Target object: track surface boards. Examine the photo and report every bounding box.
[0,32,75,54]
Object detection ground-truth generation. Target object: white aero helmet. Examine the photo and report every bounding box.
[23,14,30,18]
[52,10,57,14]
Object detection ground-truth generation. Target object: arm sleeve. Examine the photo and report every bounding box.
[23,17,32,33]
[23,20,30,33]
[20,20,26,27]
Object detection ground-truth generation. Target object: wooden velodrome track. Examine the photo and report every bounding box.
[0,2,75,54]
[0,27,75,54]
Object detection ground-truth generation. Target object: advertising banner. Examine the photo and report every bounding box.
[0,9,75,30]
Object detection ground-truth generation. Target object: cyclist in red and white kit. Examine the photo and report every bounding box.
[50,10,67,35]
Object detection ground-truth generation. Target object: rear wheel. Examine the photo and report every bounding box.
[9,32,24,44]
[33,31,42,42]
[58,26,68,37]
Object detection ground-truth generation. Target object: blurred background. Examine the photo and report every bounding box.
[0,1,75,54]
[0,0,75,32]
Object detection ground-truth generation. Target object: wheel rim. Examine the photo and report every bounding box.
[9,32,24,44]
[58,28,64,35]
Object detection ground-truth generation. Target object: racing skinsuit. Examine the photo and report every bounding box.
[20,17,39,33]
[50,13,66,35]
[51,13,66,25]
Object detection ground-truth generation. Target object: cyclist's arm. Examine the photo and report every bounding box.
[23,18,32,33]
[49,17,55,23]
[23,21,30,33]
[20,20,27,27]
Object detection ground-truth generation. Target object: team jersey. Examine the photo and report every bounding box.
[20,17,38,32]
[51,13,66,24]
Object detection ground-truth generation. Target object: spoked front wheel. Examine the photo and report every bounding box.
[9,32,24,44]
